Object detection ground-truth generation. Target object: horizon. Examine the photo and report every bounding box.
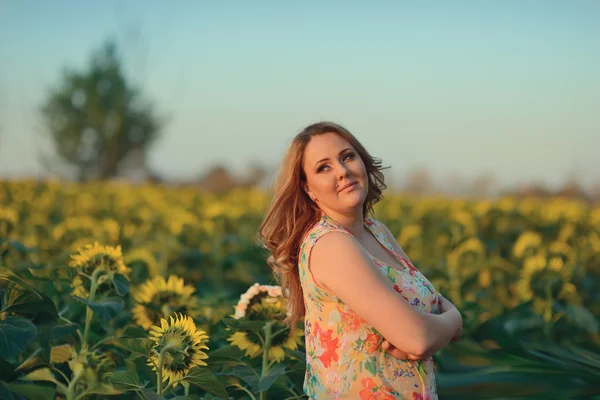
[1,0,598,191]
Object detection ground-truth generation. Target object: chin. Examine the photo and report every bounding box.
[344,191,366,209]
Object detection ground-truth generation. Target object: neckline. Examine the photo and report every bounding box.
[320,214,409,273]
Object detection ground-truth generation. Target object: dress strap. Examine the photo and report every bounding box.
[364,217,420,274]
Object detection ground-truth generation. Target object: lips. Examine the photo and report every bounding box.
[338,181,358,192]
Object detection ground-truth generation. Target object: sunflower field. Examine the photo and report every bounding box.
[0,179,599,400]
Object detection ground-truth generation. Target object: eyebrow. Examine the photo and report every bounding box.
[314,147,354,168]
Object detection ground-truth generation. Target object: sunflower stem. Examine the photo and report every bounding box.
[259,322,273,400]
[544,284,553,340]
[90,335,113,352]
[51,366,71,388]
[157,344,176,396]
[65,369,83,400]
[232,384,258,400]
[82,268,104,349]
[271,327,288,338]
[267,358,279,370]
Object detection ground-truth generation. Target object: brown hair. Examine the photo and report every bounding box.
[258,121,388,331]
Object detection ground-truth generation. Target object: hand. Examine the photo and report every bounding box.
[451,326,462,342]
[438,295,456,314]
[381,340,427,361]
[438,295,462,342]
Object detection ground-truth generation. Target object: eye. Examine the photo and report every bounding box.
[342,152,355,162]
[317,164,330,173]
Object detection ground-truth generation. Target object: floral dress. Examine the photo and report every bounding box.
[298,215,439,400]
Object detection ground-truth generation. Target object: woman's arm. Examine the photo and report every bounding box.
[310,232,462,358]
[382,295,462,359]
[439,295,462,342]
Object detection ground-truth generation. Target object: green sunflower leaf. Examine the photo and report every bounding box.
[84,383,124,396]
[183,367,229,399]
[140,388,166,400]
[563,304,599,334]
[206,345,244,364]
[109,338,153,361]
[283,347,306,363]
[4,382,55,400]
[1,289,58,324]
[0,382,15,400]
[74,296,124,332]
[230,365,259,393]
[112,274,130,297]
[0,267,41,298]
[258,363,286,392]
[0,239,33,255]
[108,370,148,391]
[38,323,79,349]
[222,317,267,335]
[286,359,307,375]
[0,316,38,363]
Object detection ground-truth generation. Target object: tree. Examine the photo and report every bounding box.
[39,40,164,181]
[470,173,497,198]
[404,167,434,195]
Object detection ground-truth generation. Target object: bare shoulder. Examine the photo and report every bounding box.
[310,230,364,266]
[309,230,376,288]
[373,219,413,263]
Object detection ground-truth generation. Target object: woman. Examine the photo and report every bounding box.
[259,121,462,399]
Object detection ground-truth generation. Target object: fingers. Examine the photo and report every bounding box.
[382,340,422,360]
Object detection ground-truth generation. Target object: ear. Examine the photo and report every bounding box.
[303,183,312,197]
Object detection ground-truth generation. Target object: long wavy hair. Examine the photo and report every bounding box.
[258,121,388,331]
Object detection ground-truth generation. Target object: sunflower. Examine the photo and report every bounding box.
[397,224,423,262]
[69,242,130,276]
[52,217,98,246]
[514,254,577,321]
[229,326,304,361]
[589,232,600,254]
[0,206,18,236]
[71,275,89,298]
[68,243,131,297]
[446,237,486,277]
[591,207,600,228]
[547,241,574,269]
[124,248,159,277]
[148,313,209,387]
[132,275,200,330]
[227,283,303,362]
[512,231,542,259]
[449,210,477,242]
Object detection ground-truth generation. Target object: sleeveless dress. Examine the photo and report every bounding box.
[298,215,439,400]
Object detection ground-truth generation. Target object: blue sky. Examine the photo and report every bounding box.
[0,0,598,190]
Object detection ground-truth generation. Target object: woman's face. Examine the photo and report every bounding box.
[302,132,368,216]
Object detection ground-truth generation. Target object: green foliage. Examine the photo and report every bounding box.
[39,40,164,181]
[1,180,600,399]
[0,317,38,363]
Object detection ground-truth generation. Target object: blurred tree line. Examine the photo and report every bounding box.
[37,39,599,204]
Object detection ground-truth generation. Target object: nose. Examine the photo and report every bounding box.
[335,162,350,181]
